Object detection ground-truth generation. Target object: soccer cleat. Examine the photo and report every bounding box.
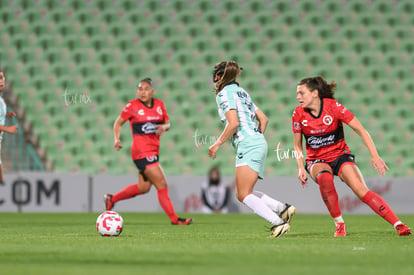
[334,222,347,237]
[396,224,412,236]
[270,222,290,238]
[280,204,296,224]
[172,217,192,225]
[104,194,114,211]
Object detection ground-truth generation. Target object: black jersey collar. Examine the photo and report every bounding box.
[139,98,154,108]
[306,98,324,119]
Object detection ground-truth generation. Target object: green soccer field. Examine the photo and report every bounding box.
[0,213,413,275]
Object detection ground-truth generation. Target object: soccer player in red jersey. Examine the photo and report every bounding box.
[292,76,411,237]
[105,78,192,225]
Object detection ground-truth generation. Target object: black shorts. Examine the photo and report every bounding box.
[133,155,159,174]
[305,154,356,176]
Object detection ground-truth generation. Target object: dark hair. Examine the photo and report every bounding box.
[213,61,242,95]
[139,77,153,87]
[298,76,336,99]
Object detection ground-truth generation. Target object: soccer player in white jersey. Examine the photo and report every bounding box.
[0,71,18,183]
[208,61,296,238]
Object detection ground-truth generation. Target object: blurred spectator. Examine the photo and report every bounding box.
[0,70,17,184]
[201,166,231,213]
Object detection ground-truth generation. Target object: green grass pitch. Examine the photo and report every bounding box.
[0,213,413,275]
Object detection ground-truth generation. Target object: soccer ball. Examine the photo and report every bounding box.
[96,211,124,237]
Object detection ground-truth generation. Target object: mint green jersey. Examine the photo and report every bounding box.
[0,96,6,142]
[216,83,262,146]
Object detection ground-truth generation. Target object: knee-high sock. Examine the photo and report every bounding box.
[243,194,284,225]
[157,187,179,223]
[253,191,286,214]
[362,190,399,225]
[112,184,142,203]
[317,172,342,219]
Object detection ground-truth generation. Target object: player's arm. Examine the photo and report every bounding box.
[156,120,170,136]
[347,117,388,175]
[6,111,16,119]
[293,132,308,186]
[113,116,127,151]
[255,109,268,134]
[0,125,17,134]
[208,109,239,159]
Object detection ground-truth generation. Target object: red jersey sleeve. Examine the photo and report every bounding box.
[332,100,354,124]
[292,106,303,133]
[160,100,169,122]
[120,102,133,121]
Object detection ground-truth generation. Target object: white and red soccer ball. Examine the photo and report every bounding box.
[96,211,124,236]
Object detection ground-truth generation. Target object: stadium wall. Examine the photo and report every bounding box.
[1,172,413,214]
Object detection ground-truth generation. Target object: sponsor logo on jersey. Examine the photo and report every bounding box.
[294,122,301,130]
[311,129,326,134]
[147,116,160,120]
[141,122,158,134]
[146,156,158,162]
[220,102,229,110]
[307,134,336,148]
[138,109,144,115]
[304,125,345,149]
[156,106,163,115]
[237,153,243,159]
[301,120,308,127]
[323,115,333,126]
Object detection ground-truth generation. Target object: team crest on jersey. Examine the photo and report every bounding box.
[138,109,144,115]
[294,122,301,130]
[146,156,158,162]
[156,106,163,115]
[323,115,333,126]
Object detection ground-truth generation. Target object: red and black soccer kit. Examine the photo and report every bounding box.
[292,98,356,175]
[120,98,169,172]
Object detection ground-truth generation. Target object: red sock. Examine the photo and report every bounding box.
[317,172,342,219]
[157,187,178,223]
[362,191,399,225]
[112,184,142,203]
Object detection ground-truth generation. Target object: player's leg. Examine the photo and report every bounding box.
[144,164,192,225]
[339,164,412,236]
[236,165,289,237]
[310,162,345,236]
[0,164,3,184]
[253,191,296,224]
[104,173,150,211]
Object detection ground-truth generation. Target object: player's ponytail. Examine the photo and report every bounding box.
[298,76,336,99]
[213,61,242,95]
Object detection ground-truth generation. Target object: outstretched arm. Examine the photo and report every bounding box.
[113,116,127,151]
[208,109,239,159]
[347,117,388,175]
[293,132,308,186]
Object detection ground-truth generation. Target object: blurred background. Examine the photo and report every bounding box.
[1,0,413,177]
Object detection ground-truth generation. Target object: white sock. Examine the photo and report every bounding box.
[253,191,286,214]
[243,194,284,226]
[333,216,345,224]
[393,221,402,228]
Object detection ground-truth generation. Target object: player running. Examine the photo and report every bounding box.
[105,77,192,225]
[292,76,411,236]
[208,61,296,238]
